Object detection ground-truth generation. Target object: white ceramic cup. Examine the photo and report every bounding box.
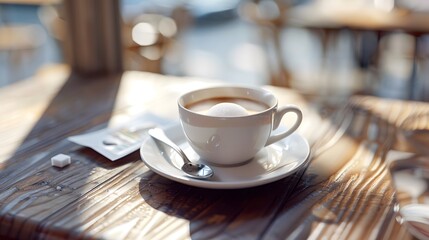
[178,86,303,166]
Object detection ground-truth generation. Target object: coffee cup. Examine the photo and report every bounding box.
[178,86,303,166]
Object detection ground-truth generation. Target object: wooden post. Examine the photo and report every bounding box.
[63,0,123,76]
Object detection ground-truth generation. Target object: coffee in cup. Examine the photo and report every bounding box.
[178,86,303,166]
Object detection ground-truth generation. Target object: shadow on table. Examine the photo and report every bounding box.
[139,171,309,239]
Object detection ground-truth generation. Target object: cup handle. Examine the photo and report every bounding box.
[265,105,303,146]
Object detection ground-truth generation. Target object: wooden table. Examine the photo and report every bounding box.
[1,65,426,239]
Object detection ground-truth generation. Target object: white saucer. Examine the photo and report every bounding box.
[140,124,310,189]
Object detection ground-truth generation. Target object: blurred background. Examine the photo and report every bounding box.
[2,0,429,103]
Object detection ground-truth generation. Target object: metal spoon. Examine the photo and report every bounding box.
[148,128,214,179]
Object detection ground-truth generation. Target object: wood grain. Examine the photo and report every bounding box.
[0,65,421,239]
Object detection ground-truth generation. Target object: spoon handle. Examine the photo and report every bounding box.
[148,128,191,164]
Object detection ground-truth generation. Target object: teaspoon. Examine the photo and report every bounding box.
[148,128,214,179]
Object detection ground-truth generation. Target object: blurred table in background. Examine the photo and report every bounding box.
[287,1,429,100]
[1,64,427,239]
[241,0,429,100]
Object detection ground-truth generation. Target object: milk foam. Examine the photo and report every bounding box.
[206,103,248,117]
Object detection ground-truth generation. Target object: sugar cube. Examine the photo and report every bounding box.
[51,154,71,168]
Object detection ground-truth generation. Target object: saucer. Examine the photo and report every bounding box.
[140,124,310,189]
